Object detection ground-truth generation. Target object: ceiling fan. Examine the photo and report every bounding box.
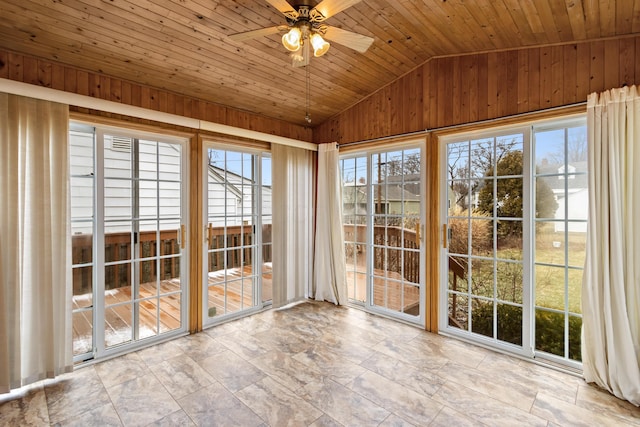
[229,0,374,67]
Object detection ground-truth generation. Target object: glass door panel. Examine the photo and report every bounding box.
[261,154,273,304]
[70,124,187,362]
[70,125,96,360]
[533,122,587,364]
[370,148,423,320]
[341,156,368,303]
[102,134,185,351]
[204,148,268,325]
[444,132,529,353]
[340,145,425,326]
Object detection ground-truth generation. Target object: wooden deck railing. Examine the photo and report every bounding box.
[72,229,181,293]
[206,224,272,272]
[74,223,425,295]
[343,224,420,284]
[72,225,273,295]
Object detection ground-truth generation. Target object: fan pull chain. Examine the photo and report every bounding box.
[305,59,311,124]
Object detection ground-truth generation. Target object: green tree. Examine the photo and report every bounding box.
[477,151,557,239]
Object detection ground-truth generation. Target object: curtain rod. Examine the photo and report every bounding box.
[338,101,587,148]
[425,101,587,133]
[338,129,427,148]
[0,79,318,152]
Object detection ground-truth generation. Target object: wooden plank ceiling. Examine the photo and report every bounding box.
[0,0,639,127]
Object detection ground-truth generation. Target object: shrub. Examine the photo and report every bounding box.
[448,208,493,255]
[471,303,582,361]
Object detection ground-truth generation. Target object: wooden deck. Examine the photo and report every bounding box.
[72,264,273,355]
[206,263,273,318]
[73,279,183,354]
[347,264,421,315]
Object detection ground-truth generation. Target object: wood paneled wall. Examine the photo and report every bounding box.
[314,36,640,145]
[0,49,313,142]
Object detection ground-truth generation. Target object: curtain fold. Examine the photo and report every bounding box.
[0,93,72,393]
[271,144,315,308]
[313,143,347,305]
[582,85,640,406]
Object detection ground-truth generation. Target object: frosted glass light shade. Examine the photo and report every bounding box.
[310,33,330,57]
[282,28,302,51]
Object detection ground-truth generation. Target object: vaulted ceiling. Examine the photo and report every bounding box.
[0,0,639,127]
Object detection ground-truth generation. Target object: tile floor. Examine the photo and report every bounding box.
[1,301,639,426]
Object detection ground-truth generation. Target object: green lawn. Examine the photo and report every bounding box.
[447,224,585,361]
[449,227,586,314]
[534,227,586,314]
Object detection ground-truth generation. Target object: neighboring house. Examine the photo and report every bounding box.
[207,163,272,227]
[342,182,367,217]
[538,161,588,233]
[343,178,420,216]
[382,185,421,215]
[70,133,272,234]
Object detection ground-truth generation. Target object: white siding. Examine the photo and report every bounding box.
[554,188,588,232]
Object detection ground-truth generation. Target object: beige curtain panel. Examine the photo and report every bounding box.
[313,142,347,305]
[582,85,640,406]
[0,93,73,393]
[271,143,315,308]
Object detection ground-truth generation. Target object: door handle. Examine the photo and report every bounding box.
[442,224,448,249]
[180,224,186,249]
[415,223,421,245]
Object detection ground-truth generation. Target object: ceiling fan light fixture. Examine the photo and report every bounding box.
[282,27,302,51]
[310,33,330,57]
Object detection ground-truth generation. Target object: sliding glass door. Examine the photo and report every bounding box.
[440,117,586,367]
[442,130,531,356]
[341,144,425,326]
[202,146,271,327]
[70,123,188,362]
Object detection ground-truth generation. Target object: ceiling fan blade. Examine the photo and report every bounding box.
[323,26,374,53]
[292,43,310,67]
[229,26,285,42]
[265,0,299,20]
[310,0,362,22]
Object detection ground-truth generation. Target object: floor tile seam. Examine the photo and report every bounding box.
[435,359,542,402]
[8,383,51,426]
[342,369,429,419]
[433,403,492,427]
[308,412,343,427]
[245,365,306,395]
[230,369,328,427]
[133,367,184,425]
[213,336,268,362]
[152,358,216,402]
[357,353,440,400]
[171,406,199,427]
[174,379,261,427]
[573,392,640,426]
[303,376,385,423]
[44,371,111,426]
[433,378,543,422]
[85,373,126,427]
[437,372,534,409]
[241,374,372,425]
[41,383,56,426]
[395,339,467,369]
[233,393,271,427]
[532,390,640,427]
